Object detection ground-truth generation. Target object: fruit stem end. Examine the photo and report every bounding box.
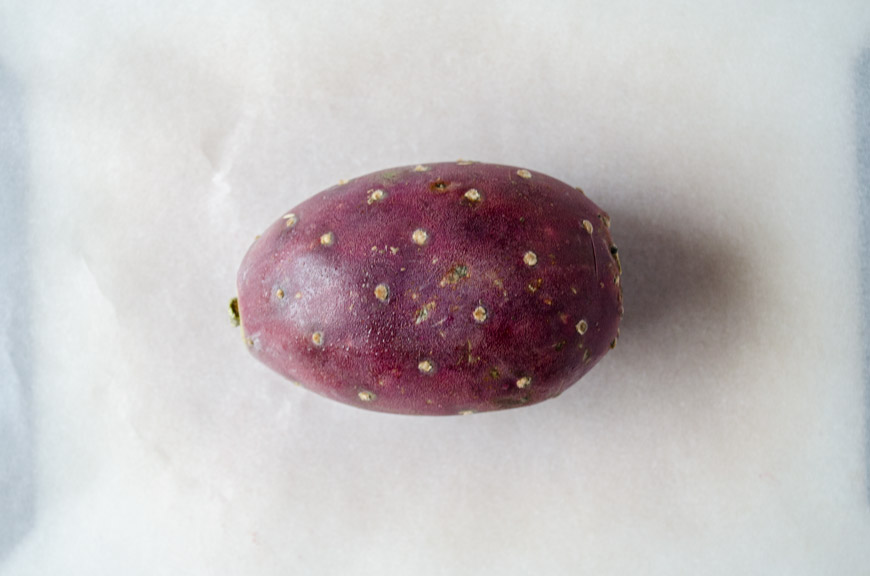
[229,297,240,327]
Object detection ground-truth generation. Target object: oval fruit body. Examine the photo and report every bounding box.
[235,162,622,415]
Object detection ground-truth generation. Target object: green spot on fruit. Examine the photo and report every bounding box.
[554,340,566,352]
[489,367,500,379]
[440,264,469,287]
[493,395,530,408]
[380,170,401,183]
[414,301,436,325]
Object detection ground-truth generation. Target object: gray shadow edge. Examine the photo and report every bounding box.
[0,60,36,563]
[856,47,870,509]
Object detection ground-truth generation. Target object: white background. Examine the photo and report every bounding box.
[1,1,869,574]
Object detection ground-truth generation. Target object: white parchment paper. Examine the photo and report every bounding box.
[1,1,869,574]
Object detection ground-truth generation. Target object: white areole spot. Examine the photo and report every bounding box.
[523,251,538,267]
[418,360,435,374]
[367,189,386,204]
[412,228,429,246]
[374,283,390,302]
[472,305,487,323]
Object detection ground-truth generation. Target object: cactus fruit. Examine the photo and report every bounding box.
[233,162,622,415]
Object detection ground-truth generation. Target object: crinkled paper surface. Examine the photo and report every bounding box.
[1,1,869,574]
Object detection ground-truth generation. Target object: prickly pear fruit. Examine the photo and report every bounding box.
[233,162,622,415]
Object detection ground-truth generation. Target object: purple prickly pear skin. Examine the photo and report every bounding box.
[234,162,622,416]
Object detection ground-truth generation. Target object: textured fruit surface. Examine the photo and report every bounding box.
[235,162,622,415]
